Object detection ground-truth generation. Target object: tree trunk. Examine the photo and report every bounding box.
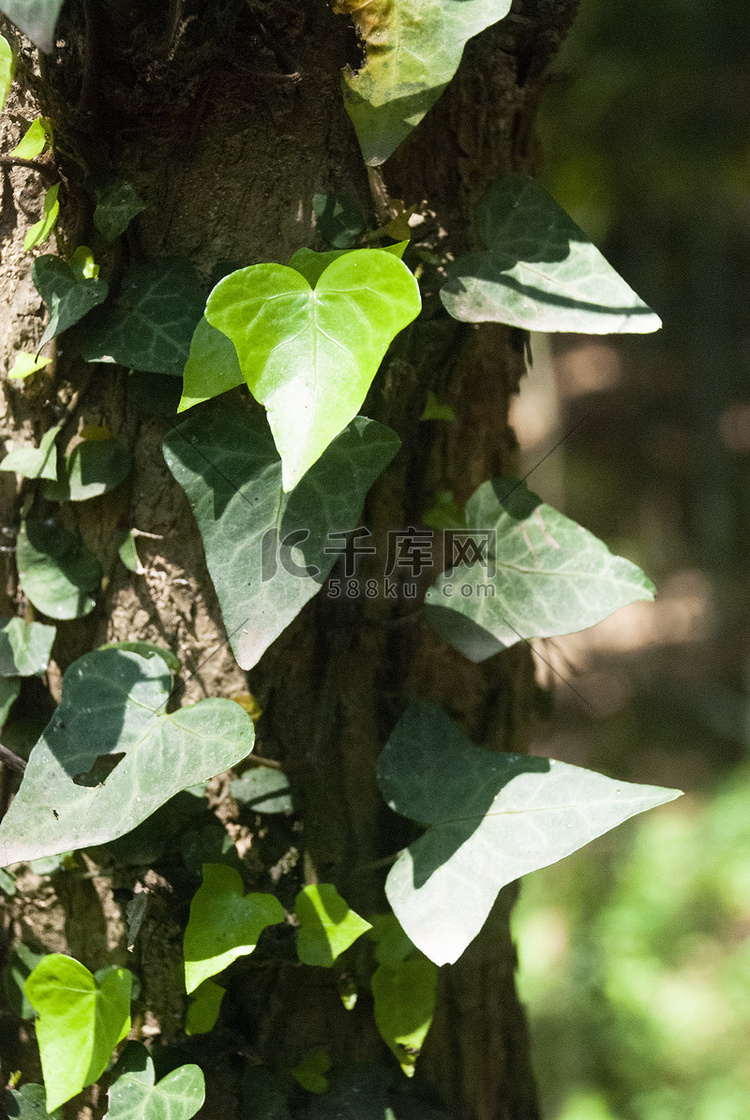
[0,2,578,1117]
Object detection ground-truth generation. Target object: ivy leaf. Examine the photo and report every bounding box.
[185,979,225,1036]
[0,35,15,111]
[291,1049,330,1095]
[378,701,682,965]
[205,248,419,489]
[42,437,132,502]
[183,863,285,993]
[93,178,147,241]
[24,955,132,1111]
[231,768,293,814]
[24,182,59,251]
[163,405,399,670]
[178,316,243,413]
[440,178,662,333]
[7,351,51,380]
[32,255,109,348]
[0,0,65,53]
[0,648,256,865]
[4,1084,62,1120]
[78,258,206,377]
[372,956,438,1077]
[312,192,366,249]
[106,1042,205,1120]
[425,478,656,662]
[0,677,20,730]
[295,884,372,967]
[16,520,100,620]
[0,617,56,676]
[10,117,52,159]
[0,424,60,480]
[336,0,513,165]
[287,242,406,288]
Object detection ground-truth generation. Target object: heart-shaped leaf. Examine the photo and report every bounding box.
[205,248,419,489]
[106,1042,205,1120]
[93,178,147,241]
[371,956,438,1077]
[16,520,101,620]
[440,177,662,333]
[42,438,132,502]
[231,768,293,814]
[11,117,52,159]
[4,1083,62,1120]
[0,425,60,480]
[78,258,206,377]
[25,955,132,1111]
[378,701,682,965]
[185,978,226,1036]
[0,0,64,52]
[24,183,59,251]
[0,617,55,676]
[425,478,655,662]
[183,863,285,993]
[312,192,366,249]
[0,648,255,865]
[163,406,399,670]
[336,0,512,165]
[295,884,372,967]
[32,255,109,348]
[178,316,243,413]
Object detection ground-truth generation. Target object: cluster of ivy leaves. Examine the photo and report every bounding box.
[0,0,681,1115]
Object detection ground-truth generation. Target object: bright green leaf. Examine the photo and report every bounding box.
[24,954,132,1111]
[0,648,255,864]
[420,391,456,421]
[24,182,59,251]
[0,425,60,480]
[372,956,438,1076]
[291,1048,330,1094]
[93,178,147,241]
[367,912,416,967]
[312,192,365,249]
[4,1083,62,1120]
[231,768,293,814]
[183,863,285,993]
[42,438,132,502]
[0,35,15,111]
[78,258,206,377]
[185,978,226,1036]
[295,884,372,967]
[0,0,65,53]
[287,242,406,288]
[205,248,419,489]
[106,1042,205,1120]
[440,178,662,333]
[425,478,656,662]
[378,701,682,965]
[16,520,100,620]
[7,351,51,379]
[10,118,51,159]
[177,316,243,413]
[421,490,465,531]
[32,254,109,348]
[338,0,512,165]
[0,676,20,730]
[0,617,56,676]
[68,245,98,280]
[163,406,399,670]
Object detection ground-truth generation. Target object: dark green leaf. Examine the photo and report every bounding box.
[0,677,20,730]
[98,640,180,673]
[180,823,243,878]
[0,0,64,53]
[440,178,662,333]
[338,0,512,165]
[307,1065,392,1120]
[240,1068,291,1120]
[32,255,108,348]
[291,1048,330,1094]
[231,768,293,814]
[78,258,206,377]
[0,648,256,864]
[163,406,399,670]
[312,192,366,248]
[0,617,56,676]
[425,478,655,662]
[16,520,100,620]
[4,1084,62,1120]
[42,438,132,502]
[178,316,243,413]
[93,178,147,241]
[0,424,60,480]
[106,1043,204,1120]
[378,702,681,965]
[295,884,371,967]
[2,942,44,1017]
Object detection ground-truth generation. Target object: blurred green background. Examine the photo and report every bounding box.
[510,1,750,1117]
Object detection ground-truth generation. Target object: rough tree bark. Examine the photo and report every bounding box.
[0,2,578,1118]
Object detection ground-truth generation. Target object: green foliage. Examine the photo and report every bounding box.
[0,675,19,729]
[440,178,661,333]
[7,351,51,379]
[92,178,147,241]
[0,617,55,676]
[291,1048,331,1094]
[11,118,52,159]
[15,520,100,619]
[32,254,109,348]
[241,1067,292,1120]
[0,424,60,480]
[205,248,419,489]
[185,978,226,1036]
[306,1065,393,1120]
[377,701,681,965]
[106,1041,205,1120]
[425,477,655,662]
[183,863,285,993]
[419,391,456,421]
[0,34,14,111]
[43,436,132,502]
[338,0,513,165]
[2,942,46,1018]
[312,192,366,248]
[372,956,438,1077]
[3,1083,62,1120]
[295,884,372,966]
[0,0,65,53]
[0,649,256,864]
[177,316,243,412]
[163,406,400,670]
[24,183,59,251]
[230,768,293,813]
[78,258,206,377]
[24,954,132,1111]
